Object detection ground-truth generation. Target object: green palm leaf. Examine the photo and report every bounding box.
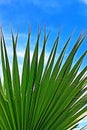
[0,30,87,130]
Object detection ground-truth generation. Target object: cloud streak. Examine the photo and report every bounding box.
[81,0,87,4]
[0,0,11,5]
[27,0,60,8]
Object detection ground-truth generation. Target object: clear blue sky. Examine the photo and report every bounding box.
[0,0,87,129]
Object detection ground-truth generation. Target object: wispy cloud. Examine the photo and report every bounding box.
[27,0,60,8]
[78,116,87,129]
[0,0,59,8]
[81,0,87,4]
[6,45,49,64]
[0,0,11,4]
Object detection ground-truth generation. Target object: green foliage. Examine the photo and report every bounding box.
[0,30,87,130]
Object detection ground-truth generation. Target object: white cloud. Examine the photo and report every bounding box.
[8,47,49,65]
[0,0,11,4]
[28,0,60,8]
[0,0,59,8]
[0,63,3,81]
[78,116,87,129]
[26,0,77,9]
[81,0,87,4]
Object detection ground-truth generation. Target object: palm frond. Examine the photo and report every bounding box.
[0,30,87,130]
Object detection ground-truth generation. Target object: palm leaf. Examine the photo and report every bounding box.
[12,31,21,130]
[0,30,87,130]
[0,34,16,130]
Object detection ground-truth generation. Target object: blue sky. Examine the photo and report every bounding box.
[0,0,87,31]
[0,0,87,129]
[0,0,87,66]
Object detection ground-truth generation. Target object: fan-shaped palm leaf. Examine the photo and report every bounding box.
[0,30,87,130]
